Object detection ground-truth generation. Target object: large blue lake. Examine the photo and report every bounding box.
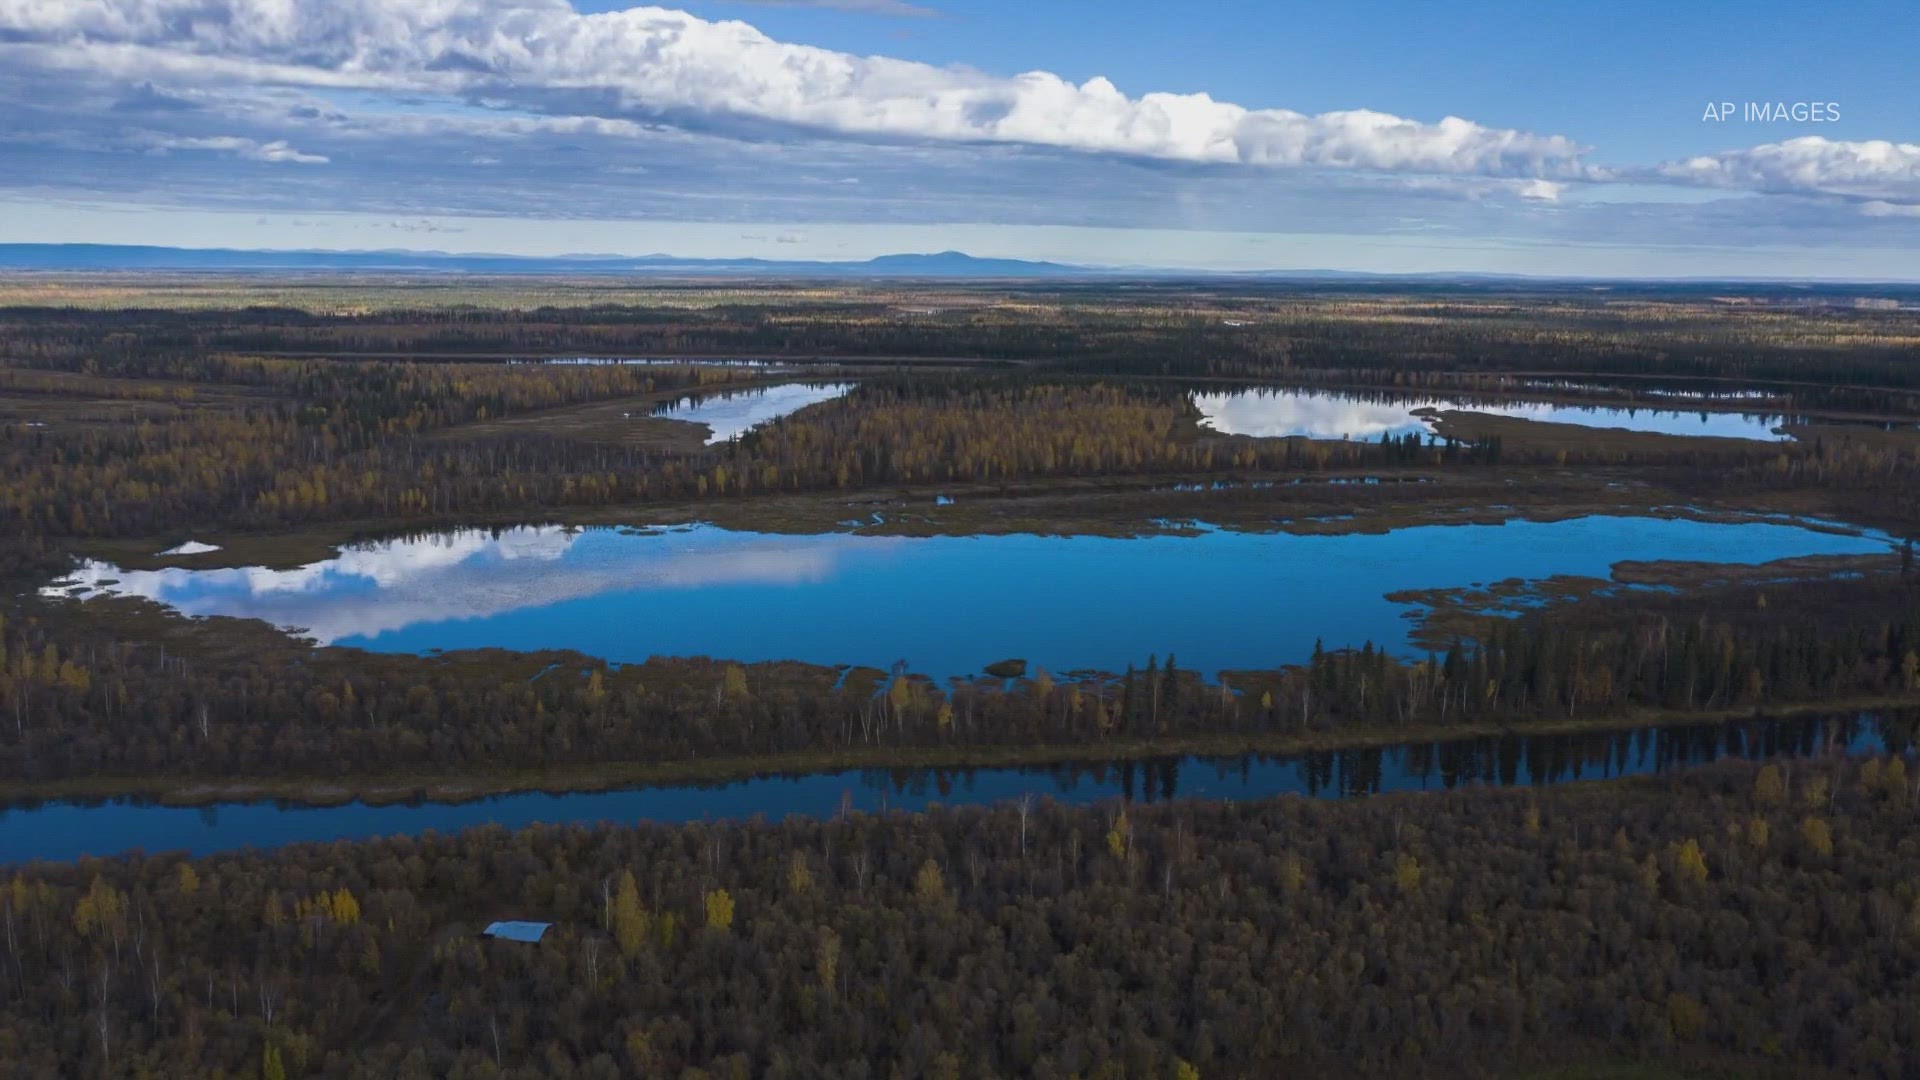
[51,516,1890,681]
[0,712,1893,863]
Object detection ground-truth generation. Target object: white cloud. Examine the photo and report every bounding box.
[1654,137,1920,205]
[2,0,1917,268]
[0,0,1593,180]
[148,133,328,163]
[1387,176,1568,202]
[1514,179,1565,202]
[723,0,939,16]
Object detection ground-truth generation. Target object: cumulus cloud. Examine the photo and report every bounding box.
[0,0,1593,180]
[2,0,1916,266]
[1653,137,1920,205]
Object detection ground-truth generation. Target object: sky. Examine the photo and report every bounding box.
[1,0,1917,277]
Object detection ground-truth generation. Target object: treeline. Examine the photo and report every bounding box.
[8,291,1920,388]
[4,556,1916,784]
[3,759,1919,1077]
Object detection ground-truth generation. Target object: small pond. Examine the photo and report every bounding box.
[652,382,854,443]
[1192,387,1805,441]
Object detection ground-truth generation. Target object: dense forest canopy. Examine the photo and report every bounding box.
[3,762,1918,1078]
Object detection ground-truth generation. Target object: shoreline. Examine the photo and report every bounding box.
[4,693,1909,808]
[62,479,1896,574]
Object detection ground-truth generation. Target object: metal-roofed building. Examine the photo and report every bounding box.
[482,921,551,943]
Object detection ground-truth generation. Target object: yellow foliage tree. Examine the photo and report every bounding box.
[1280,855,1307,893]
[1667,993,1706,1041]
[914,860,947,906]
[1393,853,1423,893]
[613,870,650,956]
[1802,774,1831,809]
[786,852,814,895]
[1801,816,1834,858]
[722,664,749,704]
[73,876,128,944]
[704,888,735,933]
[1674,839,1708,886]
[1106,811,1132,861]
[1884,756,1909,799]
[816,925,840,993]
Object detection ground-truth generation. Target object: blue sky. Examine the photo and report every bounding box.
[665,0,1918,161]
[2,0,1916,276]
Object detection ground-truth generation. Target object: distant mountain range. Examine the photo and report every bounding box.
[1,245,1916,296]
[0,244,1094,277]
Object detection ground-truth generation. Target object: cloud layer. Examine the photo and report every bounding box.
[0,0,1592,178]
[0,0,1916,270]
[1655,137,1920,202]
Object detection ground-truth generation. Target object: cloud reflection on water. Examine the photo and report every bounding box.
[1192,387,1793,441]
[49,525,892,645]
[654,383,854,444]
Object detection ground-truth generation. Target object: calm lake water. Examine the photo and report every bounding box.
[0,712,1895,863]
[653,382,853,443]
[1193,387,1804,441]
[50,517,1890,681]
